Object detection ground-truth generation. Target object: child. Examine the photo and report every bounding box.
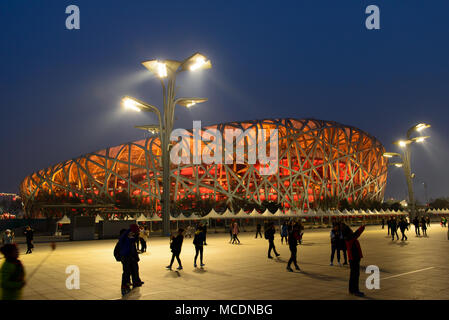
[166,228,184,270]
[0,244,25,300]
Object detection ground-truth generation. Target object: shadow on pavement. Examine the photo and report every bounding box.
[121,287,141,300]
[193,268,207,274]
[300,270,345,282]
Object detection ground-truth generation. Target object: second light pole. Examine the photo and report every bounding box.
[383,123,430,219]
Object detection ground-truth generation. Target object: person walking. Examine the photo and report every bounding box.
[118,224,144,296]
[330,224,341,266]
[0,244,26,300]
[342,223,365,297]
[265,223,280,259]
[193,226,205,268]
[139,226,149,253]
[280,222,288,244]
[381,218,385,229]
[337,223,348,265]
[167,228,184,271]
[398,218,408,241]
[23,226,34,254]
[255,223,263,238]
[421,217,427,236]
[426,216,431,227]
[231,222,240,244]
[286,223,301,272]
[203,223,208,245]
[229,224,233,243]
[390,218,399,240]
[387,217,391,236]
[413,217,421,236]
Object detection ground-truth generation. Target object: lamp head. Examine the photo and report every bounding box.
[122,96,142,112]
[181,53,212,71]
[135,125,160,135]
[412,136,429,143]
[394,140,412,148]
[415,123,431,132]
[176,97,208,108]
[141,60,179,78]
[383,152,401,158]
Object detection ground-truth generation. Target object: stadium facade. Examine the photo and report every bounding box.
[20,118,388,217]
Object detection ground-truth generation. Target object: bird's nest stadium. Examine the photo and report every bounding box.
[19,118,388,218]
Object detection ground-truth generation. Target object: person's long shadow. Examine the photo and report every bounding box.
[164,270,182,278]
[193,268,207,274]
[299,270,344,282]
[121,287,141,300]
[388,240,409,247]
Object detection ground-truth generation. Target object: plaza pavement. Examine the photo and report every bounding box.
[15,223,449,300]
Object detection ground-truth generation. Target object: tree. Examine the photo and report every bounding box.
[429,197,449,209]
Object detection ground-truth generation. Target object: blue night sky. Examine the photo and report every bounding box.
[1,0,449,202]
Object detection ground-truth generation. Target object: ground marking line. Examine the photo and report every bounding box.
[381,267,434,280]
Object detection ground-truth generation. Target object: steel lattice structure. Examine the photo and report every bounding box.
[20,118,388,216]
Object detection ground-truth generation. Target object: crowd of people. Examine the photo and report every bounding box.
[113,214,449,298]
[0,213,446,300]
[382,215,436,240]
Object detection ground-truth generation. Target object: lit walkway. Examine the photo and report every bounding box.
[17,223,449,300]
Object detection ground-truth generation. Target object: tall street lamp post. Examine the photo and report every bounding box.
[383,123,430,219]
[122,53,212,236]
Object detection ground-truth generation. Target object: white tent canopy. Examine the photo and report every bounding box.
[57,215,71,224]
[95,214,104,223]
[205,209,223,219]
[221,209,236,219]
[249,209,263,218]
[285,209,296,217]
[261,209,275,218]
[135,213,149,222]
[273,208,285,217]
[150,214,162,221]
[234,209,248,218]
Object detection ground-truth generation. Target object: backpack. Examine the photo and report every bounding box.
[113,241,121,262]
[264,229,269,239]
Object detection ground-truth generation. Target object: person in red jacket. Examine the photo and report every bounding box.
[342,223,365,297]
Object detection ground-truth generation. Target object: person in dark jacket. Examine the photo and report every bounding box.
[398,218,409,241]
[193,226,205,268]
[202,223,208,245]
[286,223,301,271]
[421,217,427,236]
[0,244,25,300]
[381,218,385,229]
[413,217,421,236]
[337,223,348,265]
[342,223,365,297]
[280,222,288,244]
[23,226,34,254]
[118,224,143,296]
[255,223,263,238]
[390,217,399,240]
[387,217,391,235]
[330,224,340,266]
[167,228,184,270]
[265,223,280,259]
